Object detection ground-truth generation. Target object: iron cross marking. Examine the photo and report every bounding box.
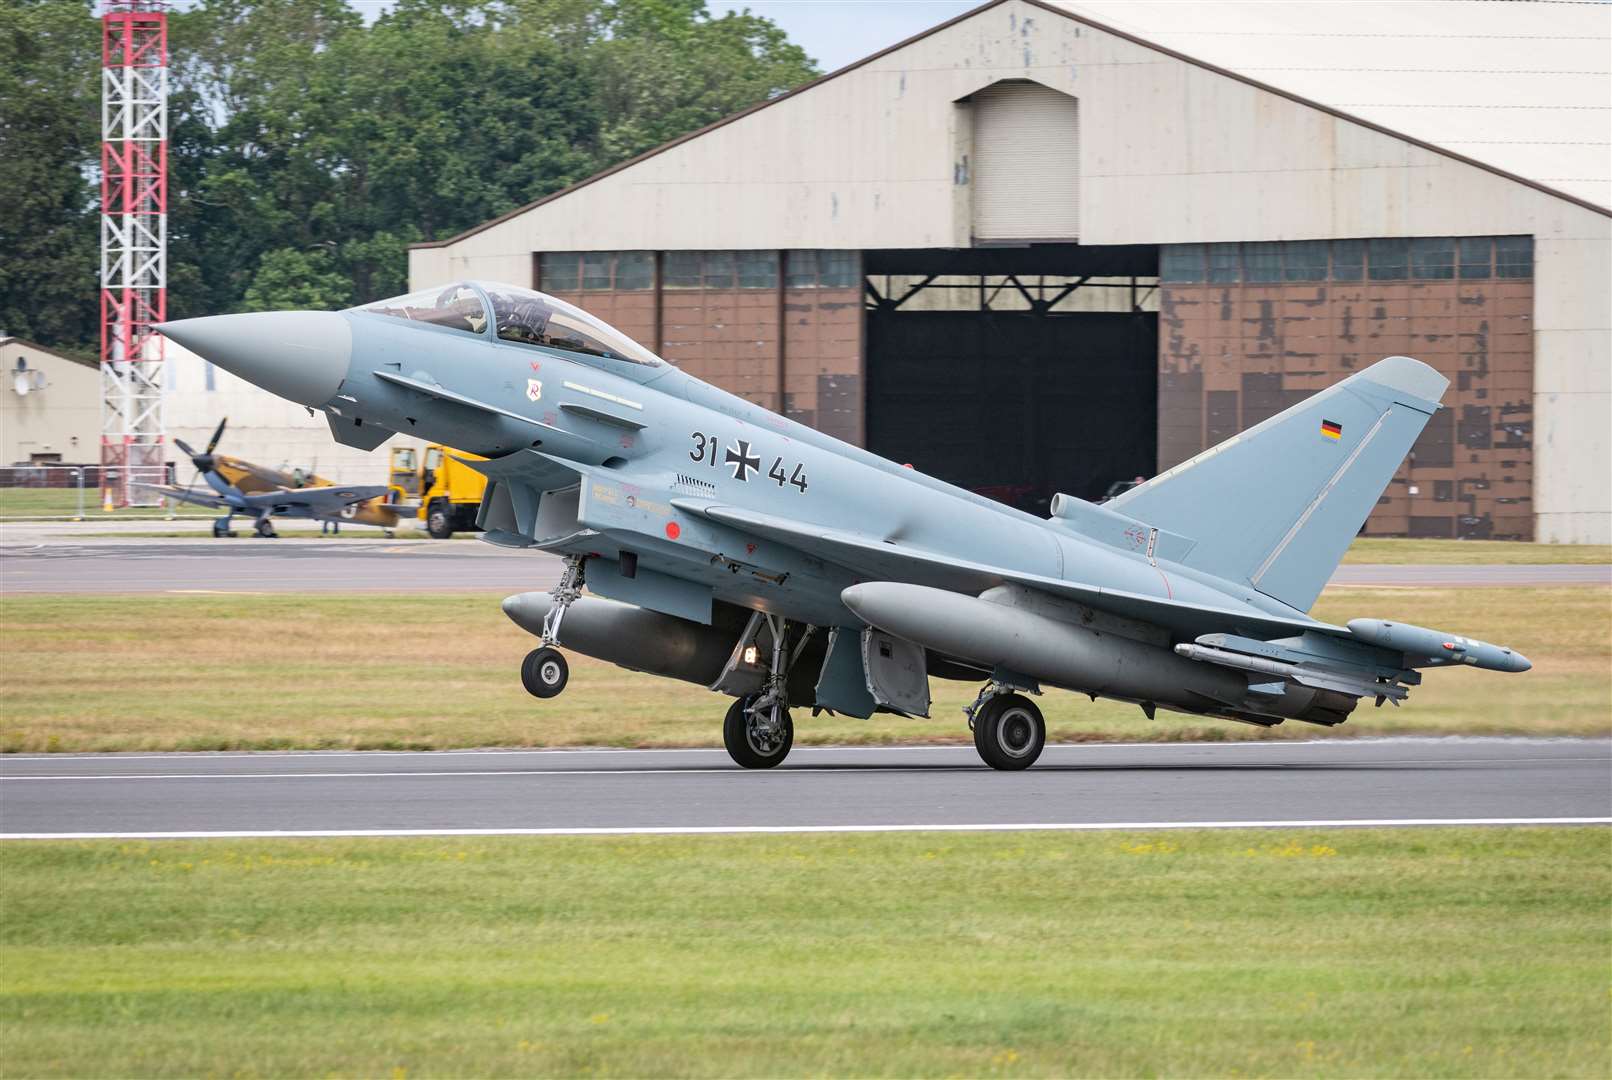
[725,439,761,482]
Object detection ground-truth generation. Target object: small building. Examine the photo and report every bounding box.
[0,337,100,465]
[409,0,1611,543]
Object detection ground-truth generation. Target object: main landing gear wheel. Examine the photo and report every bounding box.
[521,647,569,699]
[723,693,793,769]
[973,693,1046,771]
[253,518,278,538]
[211,517,236,538]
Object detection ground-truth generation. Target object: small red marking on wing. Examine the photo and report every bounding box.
[665,522,681,540]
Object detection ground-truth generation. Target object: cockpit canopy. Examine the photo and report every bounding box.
[354,281,662,366]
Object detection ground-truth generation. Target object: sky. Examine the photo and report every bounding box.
[706,1,977,73]
[336,1,979,73]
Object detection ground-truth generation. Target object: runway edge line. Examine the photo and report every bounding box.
[3,817,1608,840]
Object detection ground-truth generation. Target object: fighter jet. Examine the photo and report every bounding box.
[157,282,1530,769]
[149,416,394,537]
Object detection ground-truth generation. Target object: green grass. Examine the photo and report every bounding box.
[1,828,1607,1077]
[0,487,212,519]
[1343,538,1612,564]
[1,586,1606,752]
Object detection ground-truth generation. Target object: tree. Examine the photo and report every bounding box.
[241,247,354,311]
[0,0,100,352]
[2,0,820,346]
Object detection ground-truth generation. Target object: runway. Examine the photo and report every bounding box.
[2,739,1607,838]
[2,535,1606,593]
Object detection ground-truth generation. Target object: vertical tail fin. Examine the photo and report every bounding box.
[1108,356,1447,612]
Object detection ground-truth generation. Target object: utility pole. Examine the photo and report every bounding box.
[99,1,168,507]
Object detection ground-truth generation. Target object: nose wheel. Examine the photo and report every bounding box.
[521,646,569,698]
[971,691,1046,770]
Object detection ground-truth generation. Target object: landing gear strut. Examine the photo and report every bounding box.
[722,613,805,769]
[211,514,237,538]
[519,555,586,699]
[967,683,1046,770]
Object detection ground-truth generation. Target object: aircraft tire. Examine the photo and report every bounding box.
[722,694,793,769]
[426,499,454,539]
[973,694,1045,771]
[212,519,229,538]
[521,647,569,699]
[254,518,277,539]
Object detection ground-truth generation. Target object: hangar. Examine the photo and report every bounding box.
[409,0,1611,543]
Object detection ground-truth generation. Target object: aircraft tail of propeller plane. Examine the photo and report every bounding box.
[157,281,1529,770]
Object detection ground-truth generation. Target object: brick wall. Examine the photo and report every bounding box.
[540,250,865,447]
[1158,238,1534,539]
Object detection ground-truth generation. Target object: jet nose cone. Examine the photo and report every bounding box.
[1508,651,1532,673]
[156,311,351,408]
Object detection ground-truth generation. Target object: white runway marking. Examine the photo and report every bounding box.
[2,736,1601,762]
[0,755,1579,781]
[2,818,1607,840]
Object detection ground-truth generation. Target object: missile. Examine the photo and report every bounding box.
[1346,618,1531,672]
[502,592,736,686]
[841,581,1355,725]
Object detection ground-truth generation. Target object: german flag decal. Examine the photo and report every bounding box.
[1321,419,1343,441]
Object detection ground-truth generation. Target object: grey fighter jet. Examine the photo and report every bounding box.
[157,282,1530,770]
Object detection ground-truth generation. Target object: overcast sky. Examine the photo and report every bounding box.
[707,1,976,73]
[336,1,977,73]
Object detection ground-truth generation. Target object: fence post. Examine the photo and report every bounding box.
[74,467,85,521]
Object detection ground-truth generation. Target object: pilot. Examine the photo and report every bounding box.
[496,296,550,347]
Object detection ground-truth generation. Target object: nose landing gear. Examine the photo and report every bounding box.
[723,692,793,769]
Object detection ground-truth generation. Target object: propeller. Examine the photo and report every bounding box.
[177,416,229,491]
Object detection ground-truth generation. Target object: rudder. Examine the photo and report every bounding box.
[1108,356,1447,612]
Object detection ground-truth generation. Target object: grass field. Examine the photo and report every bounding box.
[1,586,1606,752]
[1340,538,1612,564]
[2,828,1607,1078]
[0,488,212,518]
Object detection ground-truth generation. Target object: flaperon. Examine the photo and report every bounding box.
[157,281,1531,770]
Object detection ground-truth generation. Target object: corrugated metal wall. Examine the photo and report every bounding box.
[1159,237,1535,539]
[970,81,1080,241]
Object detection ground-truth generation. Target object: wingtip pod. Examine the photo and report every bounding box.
[1354,355,1450,408]
[1347,618,1530,673]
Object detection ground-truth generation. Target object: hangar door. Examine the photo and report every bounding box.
[971,81,1080,241]
[865,247,1160,514]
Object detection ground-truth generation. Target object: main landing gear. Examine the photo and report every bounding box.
[722,613,801,769]
[253,516,278,538]
[211,514,238,538]
[966,683,1046,770]
[520,555,584,700]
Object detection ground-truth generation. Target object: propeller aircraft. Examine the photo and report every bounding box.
[149,417,394,537]
[156,282,1530,768]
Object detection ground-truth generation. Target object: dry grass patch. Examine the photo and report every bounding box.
[0,586,1606,752]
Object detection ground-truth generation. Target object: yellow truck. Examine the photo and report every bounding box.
[387,444,487,538]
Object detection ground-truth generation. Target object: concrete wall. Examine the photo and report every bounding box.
[0,339,100,465]
[411,0,1611,541]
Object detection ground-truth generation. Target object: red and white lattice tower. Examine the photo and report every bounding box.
[100,1,168,506]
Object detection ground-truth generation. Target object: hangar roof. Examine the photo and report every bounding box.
[412,0,1609,257]
[1051,0,1611,208]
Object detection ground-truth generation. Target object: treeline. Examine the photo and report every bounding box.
[0,0,817,354]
